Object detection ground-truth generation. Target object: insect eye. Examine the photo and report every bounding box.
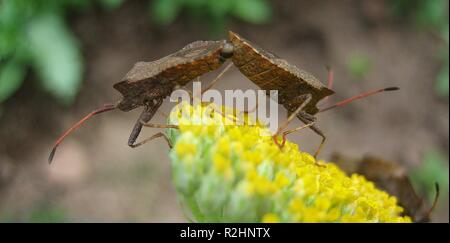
[220,43,234,58]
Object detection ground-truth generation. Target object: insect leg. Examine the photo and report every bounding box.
[278,122,316,147]
[127,99,163,147]
[201,62,233,94]
[141,123,179,129]
[296,112,326,160]
[309,125,326,160]
[278,94,312,133]
[273,94,312,147]
[129,132,173,149]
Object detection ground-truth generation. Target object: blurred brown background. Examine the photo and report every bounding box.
[0,0,448,222]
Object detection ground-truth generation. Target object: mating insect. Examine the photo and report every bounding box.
[49,31,398,163]
[227,32,398,157]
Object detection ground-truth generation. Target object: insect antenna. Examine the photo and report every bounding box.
[319,66,334,104]
[423,183,440,220]
[319,87,399,113]
[48,103,117,164]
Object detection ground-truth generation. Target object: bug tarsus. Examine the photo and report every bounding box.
[129,132,173,149]
[272,94,312,149]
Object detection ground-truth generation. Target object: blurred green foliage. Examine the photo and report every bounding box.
[346,53,373,80]
[1,202,67,223]
[410,150,449,204]
[390,0,449,98]
[435,63,449,97]
[150,0,272,35]
[0,0,122,105]
[26,204,67,223]
[27,11,83,105]
[101,0,125,10]
[0,0,271,106]
[390,0,448,29]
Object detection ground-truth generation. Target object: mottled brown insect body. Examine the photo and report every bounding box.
[50,31,397,163]
[114,40,227,111]
[228,31,334,115]
[49,40,230,163]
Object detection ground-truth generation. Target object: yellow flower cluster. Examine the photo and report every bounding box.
[167,102,411,223]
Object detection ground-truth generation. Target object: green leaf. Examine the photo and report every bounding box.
[151,0,181,26]
[231,0,271,24]
[27,12,83,105]
[27,204,67,223]
[441,23,449,43]
[0,61,25,103]
[207,18,228,37]
[184,0,206,9]
[0,0,27,57]
[415,0,447,29]
[346,53,373,80]
[99,0,125,10]
[435,61,449,98]
[410,150,449,202]
[207,0,234,18]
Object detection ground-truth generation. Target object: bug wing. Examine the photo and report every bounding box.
[113,40,227,111]
[229,31,333,114]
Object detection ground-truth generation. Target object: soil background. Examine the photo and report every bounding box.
[0,0,448,222]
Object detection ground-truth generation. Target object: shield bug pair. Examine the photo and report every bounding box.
[49,31,398,163]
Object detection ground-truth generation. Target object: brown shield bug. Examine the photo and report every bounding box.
[49,31,398,163]
[49,40,234,163]
[227,31,398,158]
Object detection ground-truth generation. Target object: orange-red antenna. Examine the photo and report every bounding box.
[326,66,334,90]
[319,87,399,113]
[321,66,334,104]
[48,103,117,164]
